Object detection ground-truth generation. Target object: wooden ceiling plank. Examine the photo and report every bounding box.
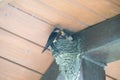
[0,29,53,74]
[10,0,87,31]
[0,58,41,80]
[106,77,114,80]
[39,0,104,25]
[110,0,120,6]
[0,4,53,46]
[106,60,120,80]
[74,0,120,18]
[0,0,13,7]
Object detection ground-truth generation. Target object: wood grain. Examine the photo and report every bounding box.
[0,29,53,74]
[39,0,104,25]
[74,0,120,18]
[0,0,13,7]
[0,0,120,80]
[0,58,41,80]
[10,0,87,31]
[110,0,120,6]
[106,77,113,80]
[106,60,120,80]
[0,5,53,46]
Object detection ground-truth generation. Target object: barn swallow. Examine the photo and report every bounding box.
[42,27,64,53]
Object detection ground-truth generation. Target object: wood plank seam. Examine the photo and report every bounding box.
[0,57,42,80]
[0,27,53,75]
[38,0,107,25]
[35,0,88,26]
[0,24,117,80]
[0,56,44,75]
[0,27,117,80]
[9,2,88,27]
[106,74,117,80]
[0,2,118,79]
[0,18,118,80]
[0,27,50,51]
[8,3,53,26]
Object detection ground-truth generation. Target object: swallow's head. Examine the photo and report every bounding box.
[53,28,65,35]
[53,27,73,41]
[53,27,61,33]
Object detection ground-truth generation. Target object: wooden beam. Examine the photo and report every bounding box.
[76,14,120,63]
[43,15,120,80]
[79,59,105,80]
[41,61,59,80]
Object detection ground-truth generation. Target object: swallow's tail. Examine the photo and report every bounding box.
[41,49,45,53]
[41,43,50,53]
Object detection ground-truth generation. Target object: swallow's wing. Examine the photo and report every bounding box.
[42,32,58,53]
